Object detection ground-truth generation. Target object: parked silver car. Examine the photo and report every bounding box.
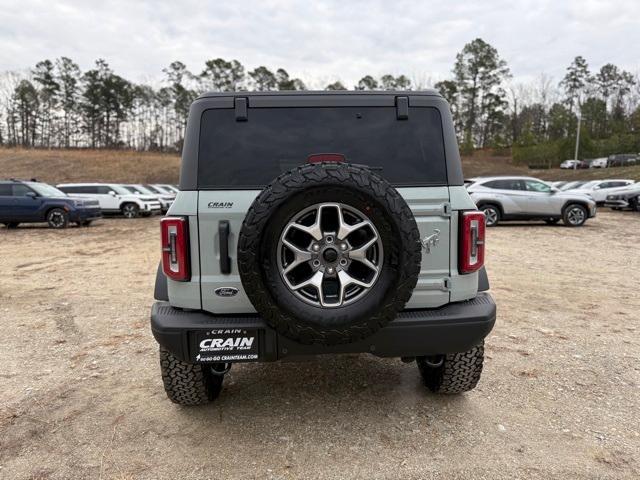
[604,183,640,211]
[466,176,597,227]
[564,179,635,205]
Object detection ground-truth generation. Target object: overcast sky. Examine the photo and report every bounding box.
[1,0,639,88]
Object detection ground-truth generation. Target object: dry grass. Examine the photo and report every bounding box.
[0,147,180,184]
[1,146,639,186]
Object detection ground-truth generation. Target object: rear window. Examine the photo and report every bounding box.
[198,106,447,189]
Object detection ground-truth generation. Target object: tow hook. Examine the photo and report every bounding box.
[210,363,232,376]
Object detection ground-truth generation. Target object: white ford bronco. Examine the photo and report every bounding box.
[151,91,496,405]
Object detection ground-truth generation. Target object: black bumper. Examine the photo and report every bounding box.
[150,293,496,364]
[69,208,103,222]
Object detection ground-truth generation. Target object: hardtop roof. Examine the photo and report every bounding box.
[196,89,441,100]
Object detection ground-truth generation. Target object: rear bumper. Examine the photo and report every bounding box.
[150,293,496,364]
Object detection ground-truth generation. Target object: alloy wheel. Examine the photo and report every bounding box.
[277,202,383,307]
[567,206,585,225]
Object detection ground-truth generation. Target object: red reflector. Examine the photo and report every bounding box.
[307,153,346,164]
[161,217,190,282]
[459,211,485,274]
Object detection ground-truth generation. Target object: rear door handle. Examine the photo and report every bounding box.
[218,220,231,274]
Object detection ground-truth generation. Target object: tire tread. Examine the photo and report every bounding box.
[159,347,222,406]
[417,343,484,394]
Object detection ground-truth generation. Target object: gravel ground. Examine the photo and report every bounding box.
[1,211,638,479]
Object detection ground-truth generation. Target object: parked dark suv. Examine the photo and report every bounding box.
[608,154,638,167]
[0,179,102,229]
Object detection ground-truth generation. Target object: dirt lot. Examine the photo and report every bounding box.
[1,211,639,479]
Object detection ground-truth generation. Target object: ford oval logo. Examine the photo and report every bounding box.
[215,287,239,297]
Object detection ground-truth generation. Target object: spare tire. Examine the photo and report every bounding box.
[237,162,421,345]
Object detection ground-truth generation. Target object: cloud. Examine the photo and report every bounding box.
[0,0,638,88]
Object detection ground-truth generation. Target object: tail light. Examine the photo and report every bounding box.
[161,217,190,281]
[459,211,485,274]
[307,153,346,164]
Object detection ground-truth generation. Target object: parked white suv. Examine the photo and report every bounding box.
[589,157,608,168]
[57,183,162,218]
[564,179,635,205]
[122,184,174,213]
[466,176,596,227]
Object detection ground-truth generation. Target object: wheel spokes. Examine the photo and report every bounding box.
[337,206,368,240]
[285,270,325,304]
[288,215,323,240]
[282,238,313,274]
[346,236,379,272]
[337,270,375,304]
[347,236,377,260]
[278,202,383,308]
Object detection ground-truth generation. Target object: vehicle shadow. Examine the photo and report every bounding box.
[172,354,476,442]
[489,222,589,228]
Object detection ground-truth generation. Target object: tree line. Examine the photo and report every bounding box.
[1,38,639,163]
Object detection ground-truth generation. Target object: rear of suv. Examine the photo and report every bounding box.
[151,91,496,405]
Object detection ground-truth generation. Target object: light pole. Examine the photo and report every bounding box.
[574,110,582,163]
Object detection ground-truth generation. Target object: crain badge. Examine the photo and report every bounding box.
[215,287,239,297]
[208,201,233,209]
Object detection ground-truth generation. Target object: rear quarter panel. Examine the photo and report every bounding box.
[165,191,202,309]
[448,186,480,302]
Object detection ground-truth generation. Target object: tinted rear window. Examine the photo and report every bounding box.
[198,106,447,188]
[484,179,523,190]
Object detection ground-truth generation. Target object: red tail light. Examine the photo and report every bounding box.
[161,217,190,281]
[307,153,346,164]
[459,211,485,274]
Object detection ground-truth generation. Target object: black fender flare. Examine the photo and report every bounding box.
[477,266,490,292]
[154,262,168,301]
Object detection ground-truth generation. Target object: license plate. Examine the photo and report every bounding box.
[192,328,260,363]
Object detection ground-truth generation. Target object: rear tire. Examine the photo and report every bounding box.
[121,203,140,219]
[159,347,223,405]
[4,222,19,229]
[562,204,588,227]
[479,204,500,227]
[417,342,484,394]
[47,208,69,229]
